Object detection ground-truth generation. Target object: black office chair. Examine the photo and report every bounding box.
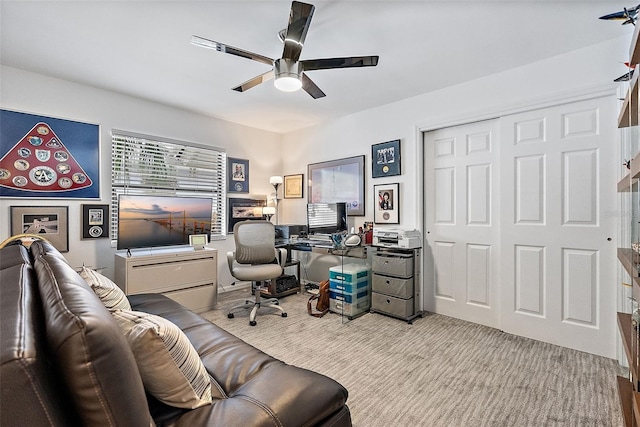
[227,220,287,326]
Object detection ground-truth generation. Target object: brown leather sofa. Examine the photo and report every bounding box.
[0,239,351,426]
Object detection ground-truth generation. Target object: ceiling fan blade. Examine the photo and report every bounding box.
[232,70,275,92]
[301,56,379,71]
[301,73,326,99]
[191,35,273,66]
[282,1,315,62]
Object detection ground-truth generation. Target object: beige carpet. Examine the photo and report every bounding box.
[202,290,625,427]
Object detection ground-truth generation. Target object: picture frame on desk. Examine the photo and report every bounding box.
[10,205,69,252]
[374,183,399,224]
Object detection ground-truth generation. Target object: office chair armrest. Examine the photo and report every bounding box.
[227,251,236,272]
[275,247,287,268]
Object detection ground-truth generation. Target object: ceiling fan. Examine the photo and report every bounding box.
[190,1,379,99]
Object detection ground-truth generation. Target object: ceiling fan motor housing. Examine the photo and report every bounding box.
[274,58,303,91]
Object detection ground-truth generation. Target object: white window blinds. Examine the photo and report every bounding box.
[111,130,226,242]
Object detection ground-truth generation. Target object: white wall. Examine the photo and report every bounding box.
[0,65,282,288]
[0,35,629,288]
[279,36,629,233]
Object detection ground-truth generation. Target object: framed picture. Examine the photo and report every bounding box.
[308,155,365,216]
[284,174,304,198]
[10,205,69,252]
[374,183,399,224]
[82,204,109,239]
[372,139,401,178]
[0,109,100,198]
[228,157,249,193]
[227,196,267,233]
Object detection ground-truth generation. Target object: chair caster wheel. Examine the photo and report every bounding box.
[282,313,287,318]
[227,313,234,319]
[249,320,257,326]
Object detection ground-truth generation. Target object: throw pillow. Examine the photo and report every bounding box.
[111,309,212,409]
[79,267,131,310]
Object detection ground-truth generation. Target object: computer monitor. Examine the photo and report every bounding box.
[307,202,347,235]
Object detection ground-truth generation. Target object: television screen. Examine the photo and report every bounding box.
[117,194,212,250]
[307,202,347,235]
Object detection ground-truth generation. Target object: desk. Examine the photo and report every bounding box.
[276,239,370,290]
[278,239,368,260]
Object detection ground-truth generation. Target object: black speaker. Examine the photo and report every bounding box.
[275,275,298,293]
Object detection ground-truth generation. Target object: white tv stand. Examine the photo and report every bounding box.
[114,248,217,313]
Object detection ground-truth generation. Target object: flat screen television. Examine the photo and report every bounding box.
[307,202,347,235]
[117,194,213,250]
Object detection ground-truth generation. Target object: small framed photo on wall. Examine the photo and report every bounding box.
[372,139,401,178]
[10,205,69,252]
[82,204,109,239]
[374,183,399,224]
[284,174,304,198]
[228,157,249,193]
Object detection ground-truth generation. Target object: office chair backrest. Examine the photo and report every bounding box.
[233,221,276,265]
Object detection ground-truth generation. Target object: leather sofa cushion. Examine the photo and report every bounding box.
[32,241,154,427]
[1,245,79,426]
[130,293,350,427]
[0,242,31,270]
[112,309,213,409]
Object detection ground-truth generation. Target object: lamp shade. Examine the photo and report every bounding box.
[262,206,276,215]
[269,176,283,185]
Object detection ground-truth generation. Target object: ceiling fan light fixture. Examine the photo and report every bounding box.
[274,75,302,92]
[273,58,302,92]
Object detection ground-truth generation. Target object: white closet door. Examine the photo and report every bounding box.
[499,96,617,358]
[423,119,501,328]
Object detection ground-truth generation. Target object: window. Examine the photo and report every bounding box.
[111,130,226,243]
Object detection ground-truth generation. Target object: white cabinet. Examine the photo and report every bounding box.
[114,249,217,312]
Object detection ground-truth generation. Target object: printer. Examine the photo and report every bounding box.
[373,228,422,249]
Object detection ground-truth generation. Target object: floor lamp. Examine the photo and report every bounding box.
[269,176,283,225]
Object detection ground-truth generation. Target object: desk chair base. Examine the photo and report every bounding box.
[227,281,287,326]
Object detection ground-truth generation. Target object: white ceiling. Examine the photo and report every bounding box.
[0,1,631,134]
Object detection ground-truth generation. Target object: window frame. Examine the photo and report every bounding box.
[110,130,226,246]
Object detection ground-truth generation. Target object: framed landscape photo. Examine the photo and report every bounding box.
[374,183,399,224]
[228,157,249,193]
[10,205,69,251]
[284,174,303,198]
[82,204,109,239]
[372,139,401,178]
[227,196,267,233]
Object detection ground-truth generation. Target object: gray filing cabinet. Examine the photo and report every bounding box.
[370,247,422,323]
